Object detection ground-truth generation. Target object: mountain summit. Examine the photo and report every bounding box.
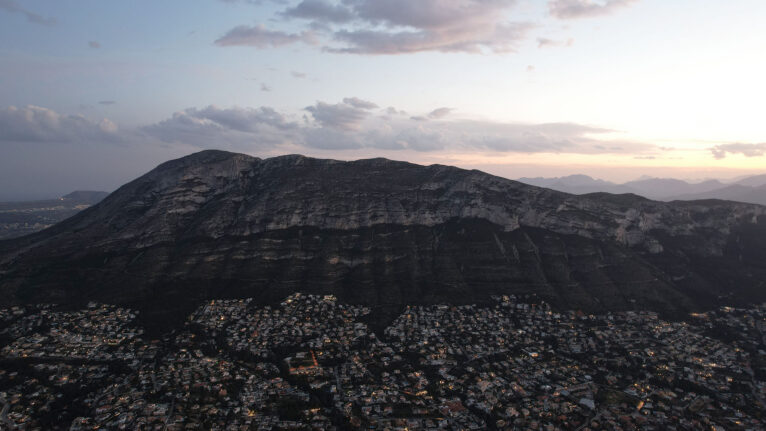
[1,150,765,328]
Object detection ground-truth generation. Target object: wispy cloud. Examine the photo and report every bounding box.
[548,0,639,19]
[710,143,766,159]
[0,0,56,25]
[215,24,317,48]
[537,37,574,48]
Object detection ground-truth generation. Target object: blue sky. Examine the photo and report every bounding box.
[1,0,765,199]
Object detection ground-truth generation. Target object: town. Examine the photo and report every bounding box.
[0,294,764,430]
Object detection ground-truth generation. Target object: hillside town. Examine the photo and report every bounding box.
[0,294,764,430]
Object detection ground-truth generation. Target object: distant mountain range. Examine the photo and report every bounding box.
[518,174,766,205]
[1,151,765,331]
[0,191,109,240]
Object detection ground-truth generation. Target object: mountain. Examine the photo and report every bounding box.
[517,175,634,195]
[1,151,765,330]
[0,190,110,240]
[517,175,766,203]
[622,178,727,201]
[669,184,766,206]
[734,174,766,188]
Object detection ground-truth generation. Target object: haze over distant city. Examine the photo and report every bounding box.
[1,0,764,200]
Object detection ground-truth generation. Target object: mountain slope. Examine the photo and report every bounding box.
[1,151,765,329]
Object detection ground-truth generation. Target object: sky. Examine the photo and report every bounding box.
[0,0,765,200]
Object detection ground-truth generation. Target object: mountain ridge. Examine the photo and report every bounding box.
[519,173,766,205]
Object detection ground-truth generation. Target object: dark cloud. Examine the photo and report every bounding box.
[710,143,766,159]
[0,105,118,143]
[215,24,317,48]
[282,0,355,23]
[0,0,56,25]
[428,107,452,119]
[88,41,101,49]
[548,0,638,19]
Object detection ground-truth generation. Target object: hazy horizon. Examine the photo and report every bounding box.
[1,148,764,202]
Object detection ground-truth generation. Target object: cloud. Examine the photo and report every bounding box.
[385,107,407,116]
[282,0,355,23]
[261,83,272,92]
[710,143,766,159]
[537,37,574,48]
[143,106,300,148]
[218,0,289,4]
[329,0,533,54]
[0,105,118,143]
[215,24,317,48]
[219,0,534,54]
[291,71,307,78]
[329,22,533,55]
[548,0,638,19]
[0,100,648,158]
[342,97,378,110]
[447,121,629,154]
[305,99,376,130]
[348,0,513,30]
[88,41,101,49]
[409,107,451,121]
[99,100,116,106]
[428,107,452,119]
[140,98,651,156]
[0,0,56,25]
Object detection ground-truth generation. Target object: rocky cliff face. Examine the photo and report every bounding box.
[1,151,765,328]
